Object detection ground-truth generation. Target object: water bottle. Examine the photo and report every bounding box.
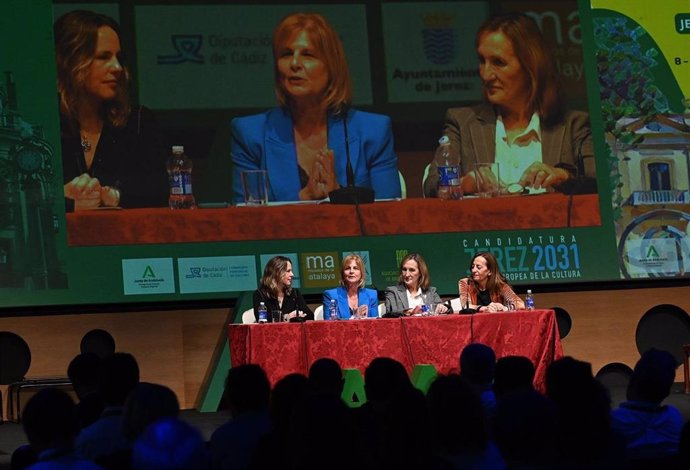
[167,145,196,209]
[258,301,268,323]
[329,299,338,320]
[434,135,462,200]
[525,290,535,310]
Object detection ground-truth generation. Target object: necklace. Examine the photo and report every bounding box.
[80,136,91,152]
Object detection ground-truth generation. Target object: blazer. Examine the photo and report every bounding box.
[384,284,443,315]
[323,286,379,320]
[231,107,401,202]
[424,103,594,196]
[458,277,524,310]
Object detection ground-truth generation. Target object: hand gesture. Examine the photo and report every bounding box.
[65,173,102,210]
[300,149,339,200]
[519,162,569,190]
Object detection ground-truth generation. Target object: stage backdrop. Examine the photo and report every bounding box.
[0,0,688,310]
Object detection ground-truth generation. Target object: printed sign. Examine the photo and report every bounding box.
[122,258,175,295]
[178,255,256,293]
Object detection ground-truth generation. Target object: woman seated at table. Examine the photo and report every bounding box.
[424,12,594,197]
[55,10,168,211]
[323,254,379,320]
[253,256,313,322]
[231,12,401,202]
[459,251,524,312]
[385,253,449,316]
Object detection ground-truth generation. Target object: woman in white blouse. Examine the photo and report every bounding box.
[384,253,449,316]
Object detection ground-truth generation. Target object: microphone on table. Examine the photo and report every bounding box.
[558,130,596,196]
[289,290,306,323]
[459,278,477,315]
[329,107,374,205]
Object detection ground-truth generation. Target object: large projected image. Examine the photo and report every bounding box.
[2,0,686,310]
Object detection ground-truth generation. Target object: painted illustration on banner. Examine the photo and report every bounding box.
[591,0,690,279]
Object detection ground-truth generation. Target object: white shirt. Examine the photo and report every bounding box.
[495,112,543,186]
[406,288,424,310]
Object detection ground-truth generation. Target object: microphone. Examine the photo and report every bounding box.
[559,131,596,195]
[329,108,374,205]
[289,289,306,323]
[459,278,477,315]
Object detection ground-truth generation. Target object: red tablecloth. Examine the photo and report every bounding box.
[228,309,563,392]
[67,195,600,246]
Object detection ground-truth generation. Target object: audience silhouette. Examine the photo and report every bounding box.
[10,345,690,470]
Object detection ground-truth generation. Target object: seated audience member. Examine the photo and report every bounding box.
[459,251,524,312]
[308,357,344,399]
[384,253,449,316]
[75,352,140,462]
[611,349,684,462]
[249,374,313,470]
[424,12,594,198]
[253,256,313,322]
[123,383,180,443]
[132,418,207,470]
[210,364,272,470]
[68,352,105,430]
[427,374,505,469]
[323,254,378,320]
[21,388,101,469]
[546,356,625,467]
[460,343,497,418]
[231,12,400,202]
[54,10,168,212]
[493,355,535,400]
[494,389,558,468]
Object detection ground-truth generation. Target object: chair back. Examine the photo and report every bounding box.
[241,309,256,324]
[314,305,324,321]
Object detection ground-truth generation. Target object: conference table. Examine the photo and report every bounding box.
[67,195,599,246]
[227,309,563,392]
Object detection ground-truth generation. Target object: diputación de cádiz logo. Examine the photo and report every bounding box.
[421,13,455,65]
[157,35,204,64]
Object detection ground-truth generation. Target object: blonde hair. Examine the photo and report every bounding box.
[272,12,352,115]
[340,254,366,289]
[54,10,131,130]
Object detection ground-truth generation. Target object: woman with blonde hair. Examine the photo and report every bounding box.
[253,256,313,322]
[385,253,449,316]
[323,254,379,320]
[55,10,168,211]
[232,12,400,202]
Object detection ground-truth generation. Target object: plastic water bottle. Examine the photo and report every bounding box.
[329,299,338,320]
[434,135,462,200]
[258,302,268,323]
[525,290,535,310]
[167,145,196,209]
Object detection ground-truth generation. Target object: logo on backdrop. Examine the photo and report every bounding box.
[300,252,340,288]
[157,35,204,64]
[421,13,455,65]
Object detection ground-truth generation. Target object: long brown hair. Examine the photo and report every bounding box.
[54,10,130,130]
[398,253,431,291]
[272,12,352,115]
[476,12,564,126]
[259,256,293,299]
[470,251,509,297]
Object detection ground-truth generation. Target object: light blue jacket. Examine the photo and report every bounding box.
[323,286,379,320]
[231,107,401,202]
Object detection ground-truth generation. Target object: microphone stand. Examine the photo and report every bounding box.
[329,109,374,206]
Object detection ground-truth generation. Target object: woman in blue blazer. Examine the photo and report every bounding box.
[323,254,379,320]
[231,12,401,203]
